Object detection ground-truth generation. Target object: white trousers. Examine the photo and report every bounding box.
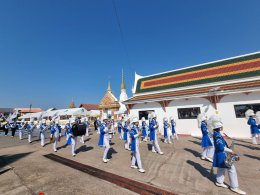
[85,127,89,137]
[97,127,100,134]
[53,136,59,152]
[40,132,45,146]
[131,147,143,169]
[252,133,260,144]
[80,135,85,143]
[28,131,33,143]
[152,133,162,153]
[19,130,23,140]
[164,132,171,143]
[201,146,214,159]
[103,137,110,160]
[71,137,77,156]
[216,165,239,188]
[125,133,131,150]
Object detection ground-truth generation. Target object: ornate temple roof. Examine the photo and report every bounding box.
[125,52,260,104]
[134,52,260,95]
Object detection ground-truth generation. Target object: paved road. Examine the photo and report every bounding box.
[0,129,259,195]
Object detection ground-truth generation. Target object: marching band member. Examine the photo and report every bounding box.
[85,117,90,137]
[64,122,71,145]
[98,115,110,163]
[117,117,123,139]
[18,121,25,140]
[210,115,246,195]
[170,116,178,140]
[150,113,163,155]
[27,120,36,143]
[246,109,260,145]
[4,122,10,136]
[80,117,89,144]
[68,119,77,157]
[130,117,145,173]
[141,117,148,142]
[50,120,62,152]
[10,121,17,137]
[39,119,48,147]
[97,117,101,134]
[198,114,214,162]
[123,117,131,150]
[163,117,171,144]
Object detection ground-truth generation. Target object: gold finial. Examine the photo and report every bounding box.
[69,99,76,108]
[121,68,126,90]
[108,81,111,91]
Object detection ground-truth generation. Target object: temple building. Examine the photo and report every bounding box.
[98,70,128,119]
[124,52,260,138]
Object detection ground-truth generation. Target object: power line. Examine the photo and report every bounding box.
[112,0,134,73]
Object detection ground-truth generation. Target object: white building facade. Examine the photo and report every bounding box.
[124,52,260,138]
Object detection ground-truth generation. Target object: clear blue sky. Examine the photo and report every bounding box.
[0,0,259,110]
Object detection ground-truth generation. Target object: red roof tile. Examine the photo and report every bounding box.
[79,104,99,111]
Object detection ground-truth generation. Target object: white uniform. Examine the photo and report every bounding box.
[27,123,36,143]
[50,124,61,152]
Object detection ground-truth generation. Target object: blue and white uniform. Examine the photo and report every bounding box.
[27,122,36,143]
[141,119,148,141]
[67,122,77,156]
[130,124,144,172]
[39,122,48,146]
[149,117,163,154]
[18,123,24,140]
[97,119,101,134]
[170,118,178,140]
[50,123,61,152]
[64,123,71,143]
[4,123,10,136]
[213,131,239,189]
[123,122,131,150]
[98,121,110,162]
[200,121,214,160]
[163,119,171,144]
[247,116,260,144]
[117,120,123,139]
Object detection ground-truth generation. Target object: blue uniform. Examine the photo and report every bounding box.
[98,123,107,147]
[170,120,176,134]
[163,121,168,138]
[149,119,157,141]
[118,121,122,134]
[98,122,110,161]
[51,124,61,152]
[247,117,260,134]
[213,131,228,168]
[141,121,147,137]
[123,124,129,141]
[201,121,213,147]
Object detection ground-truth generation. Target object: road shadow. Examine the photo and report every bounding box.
[235,143,260,151]
[232,139,252,144]
[186,160,215,182]
[107,148,118,159]
[75,145,94,154]
[188,140,201,146]
[84,138,91,142]
[147,143,153,151]
[193,137,202,141]
[244,154,260,161]
[0,152,33,168]
[184,148,201,158]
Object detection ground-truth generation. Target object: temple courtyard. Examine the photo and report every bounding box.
[0,129,259,195]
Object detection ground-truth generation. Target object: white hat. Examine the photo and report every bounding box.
[169,116,174,121]
[197,113,207,122]
[141,117,145,122]
[255,111,260,124]
[42,119,46,123]
[148,113,151,119]
[119,117,122,120]
[55,119,59,125]
[245,109,255,118]
[208,115,223,129]
[151,112,157,118]
[163,117,168,122]
[132,117,139,123]
[70,118,75,124]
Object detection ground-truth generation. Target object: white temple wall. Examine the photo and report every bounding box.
[130,102,165,134]
[129,92,260,138]
[165,98,215,136]
[217,91,260,138]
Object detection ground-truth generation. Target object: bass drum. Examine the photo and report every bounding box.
[72,123,87,136]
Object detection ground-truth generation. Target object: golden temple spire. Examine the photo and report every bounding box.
[121,68,126,90]
[107,81,111,92]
